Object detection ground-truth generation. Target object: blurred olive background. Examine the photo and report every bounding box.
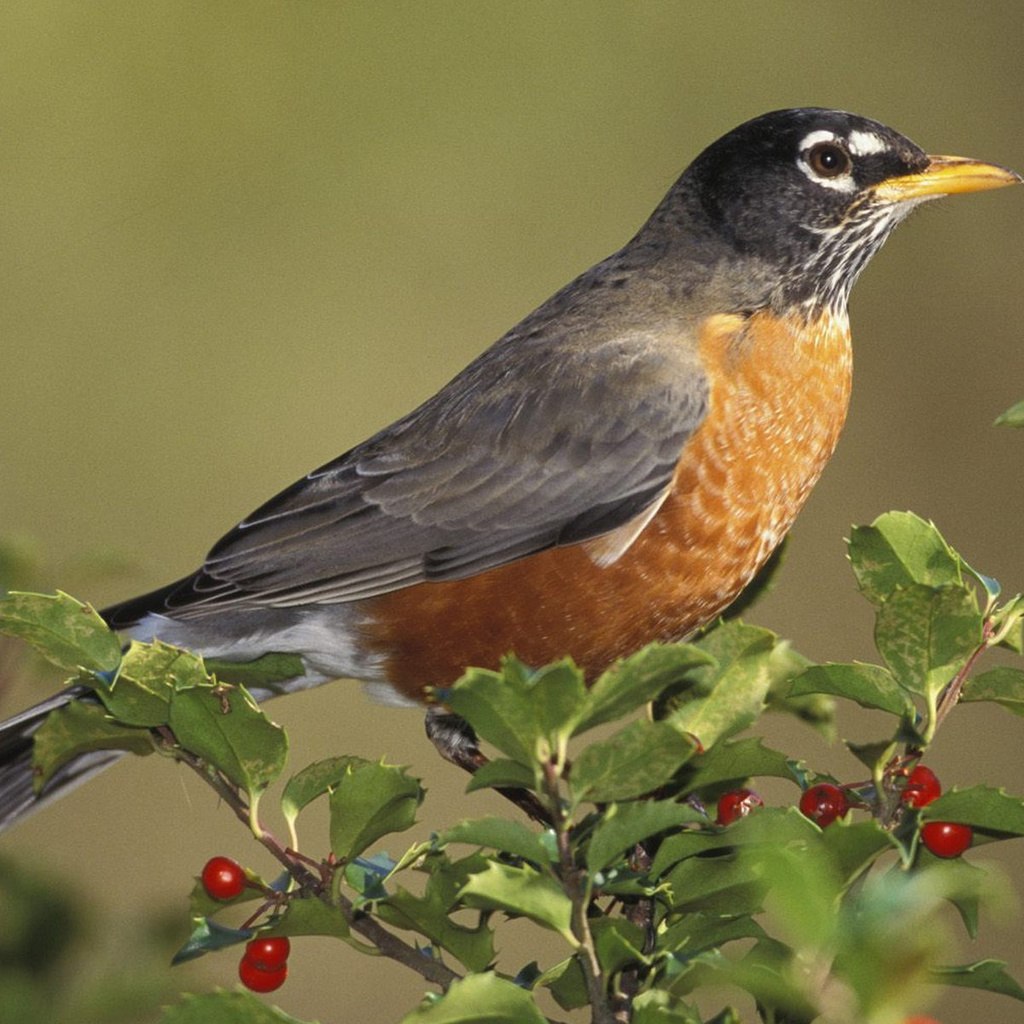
[2,3,1023,1022]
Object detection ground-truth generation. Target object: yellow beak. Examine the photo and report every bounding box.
[874,155,1022,202]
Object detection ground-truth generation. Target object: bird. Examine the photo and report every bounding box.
[0,108,1018,831]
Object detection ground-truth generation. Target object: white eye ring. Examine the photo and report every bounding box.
[797,130,856,193]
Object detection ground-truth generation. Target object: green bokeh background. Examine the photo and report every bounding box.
[2,4,1023,1022]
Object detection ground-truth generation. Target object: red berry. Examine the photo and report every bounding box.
[902,765,941,808]
[799,783,849,827]
[201,856,246,901]
[716,788,764,825]
[921,821,972,859]
[245,936,291,971]
[239,955,288,993]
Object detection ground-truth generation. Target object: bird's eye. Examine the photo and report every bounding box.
[806,141,852,179]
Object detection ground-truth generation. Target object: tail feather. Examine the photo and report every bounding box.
[0,686,124,833]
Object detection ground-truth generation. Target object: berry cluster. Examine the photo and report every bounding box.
[714,763,973,859]
[200,856,292,993]
[238,936,291,993]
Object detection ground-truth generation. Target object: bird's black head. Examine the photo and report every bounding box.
[648,108,1018,314]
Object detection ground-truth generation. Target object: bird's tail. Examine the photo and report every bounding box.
[0,685,123,833]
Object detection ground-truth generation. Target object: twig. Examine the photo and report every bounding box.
[166,738,462,990]
[934,618,994,733]
[542,760,615,1024]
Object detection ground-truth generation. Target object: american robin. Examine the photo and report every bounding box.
[0,108,1018,829]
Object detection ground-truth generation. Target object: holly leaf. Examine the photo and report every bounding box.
[961,667,1024,716]
[444,665,536,765]
[923,785,1024,836]
[819,818,900,883]
[97,640,204,726]
[678,736,801,793]
[874,585,982,701]
[848,513,964,605]
[168,683,287,802]
[399,973,547,1024]
[378,854,495,971]
[268,894,351,940]
[282,755,364,843]
[570,719,697,803]
[458,861,576,945]
[161,991,312,1023]
[587,799,703,872]
[203,651,307,694]
[0,591,121,673]
[930,959,1024,1001]
[171,916,253,964]
[631,991,706,1023]
[576,643,714,734]
[666,645,775,750]
[31,699,153,790]
[788,662,914,716]
[994,399,1024,428]
[464,758,536,794]
[438,817,554,866]
[527,660,587,749]
[328,760,423,861]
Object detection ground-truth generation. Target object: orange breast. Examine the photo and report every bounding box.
[362,309,852,700]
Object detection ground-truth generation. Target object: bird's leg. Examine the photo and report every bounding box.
[424,707,550,824]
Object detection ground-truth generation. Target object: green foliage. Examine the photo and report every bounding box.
[994,398,1024,428]
[3,508,1024,1023]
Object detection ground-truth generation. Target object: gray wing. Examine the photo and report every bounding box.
[154,324,708,613]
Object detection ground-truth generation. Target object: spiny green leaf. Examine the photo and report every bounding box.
[328,761,423,861]
[203,651,306,693]
[923,785,1024,835]
[788,662,914,716]
[528,659,587,748]
[570,719,697,803]
[444,665,535,764]
[678,736,801,795]
[122,639,209,691]
[994,399,1024,428]
[171,916,253,964]
[930,959,1024,1001]
[31,699,153,791]
[666,646,775,749]
[651,808,818,877]
[438,817,554,866]
[168,683,287,800]
[846,737,899,777]
[592,916,648,973]
[96,640,196,726]
[266,894,351,940]
[681,621,778,689]
[631,990,706,1023]
[540,955,590,1010]
[848,512,964,604]
[464,757,536,794]
[458,861,576,944]
[874,584,982,700]
[819,818,900,883]
[662,851,769,916]
[659,914,765,958]
[0,591,121,673]
[282,755,365,837]
[399,972,547,1024]
[380,856,496,971]
[576,643,714,734]
[586,799,703,872]
[962,666,1024,716]
[161,991,312,1023]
